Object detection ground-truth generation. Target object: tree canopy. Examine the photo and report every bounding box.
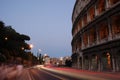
[0,21,36,65]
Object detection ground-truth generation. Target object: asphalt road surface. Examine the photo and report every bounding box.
[0,65,85,80]
[2,65,118,80]
[29,68,84,80]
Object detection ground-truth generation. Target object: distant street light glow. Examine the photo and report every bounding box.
[44,54,47,57]
[39,49,41,52]
[5,37,8,40]
[21,47,24,50]
[60,57,63,61]
[29,44,33,49]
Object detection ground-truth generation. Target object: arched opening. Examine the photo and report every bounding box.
[71,53,78,67]
[88,5,95,22]
[83,32,88,47]
[97,0,106,15]
[83,13,87,27]
[98,20,109,41]
[79,19,82,30]
[91,54,98,71]
[84,56,89,70]
[111,13,120,38]
[101,52,112,71]
[89,28,97,46]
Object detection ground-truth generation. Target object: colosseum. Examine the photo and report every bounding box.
[71,0,120,72]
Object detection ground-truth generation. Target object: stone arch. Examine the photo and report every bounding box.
[91,54,98,71]
[71,53,78,67]
[101,52,112,71]
[84,56,89,70]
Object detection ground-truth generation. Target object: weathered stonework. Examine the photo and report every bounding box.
[71,0,120,72]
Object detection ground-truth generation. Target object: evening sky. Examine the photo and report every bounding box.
[0,0,75,58]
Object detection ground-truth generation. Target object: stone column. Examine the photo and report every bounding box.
[81,35,84,49]
[115,51,120,71]
[82,17,84,28]
[108,18,112,40]
[106,0,109,9]
[87,32,90,47]
[82,54,84,70]
[95,3,98,16]
[77,52,80,69]
[87,11,90,23]
[106,0,111,9]
[112,56,116,72]
[96,25,99,44]
[116,59,120,71]
[98,55,101,71]
[89,56,91,70]
[78,24,79,32]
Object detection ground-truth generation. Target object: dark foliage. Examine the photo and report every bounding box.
[0,21,37,64]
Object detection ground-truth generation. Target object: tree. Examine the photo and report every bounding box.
[0,21,32,64]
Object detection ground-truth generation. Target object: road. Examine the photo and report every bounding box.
[29,68,83,80]
[29,68,61,80]
[1,65,119,80]
[0,65,85,80]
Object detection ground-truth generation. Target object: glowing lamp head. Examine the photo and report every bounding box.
[21,47,24,50]
[29,44,33,49]
[5,37,8,40]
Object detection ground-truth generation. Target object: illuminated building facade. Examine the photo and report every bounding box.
[43,54,50,66]
[71,0,120,72]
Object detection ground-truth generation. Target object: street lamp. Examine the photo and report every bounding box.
[29,44,33,49]
[44,53,47,57]
[5,37,8,40]
[38,49,41,52]
[38,49,42,58]
[21,47,24,50]
[38,49,42,64]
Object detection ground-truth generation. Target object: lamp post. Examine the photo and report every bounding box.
[38,49,41,59]
[38,49,42,64]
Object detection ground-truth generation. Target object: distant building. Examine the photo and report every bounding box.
[43,54,50,66]
[63,56,71,65]
[50,57,60,66]
[50,56,71,66]
[59,56,71,66]
[71,0,120,72]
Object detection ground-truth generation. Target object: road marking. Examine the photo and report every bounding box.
[40,67,107,80]
[40,69,69,80]
[27,69,35,80]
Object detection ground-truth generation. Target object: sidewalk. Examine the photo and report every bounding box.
[44,66,120,80]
